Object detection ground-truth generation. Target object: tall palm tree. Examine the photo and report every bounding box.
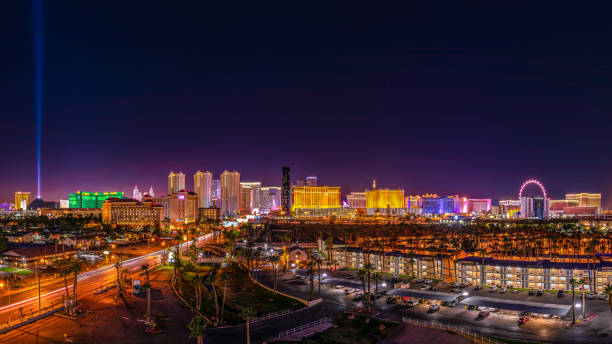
[372,273,381,311]
[306,260,315,301]
[71,262,81,310]
[219,273,230,325]
[569,278,577,324]
[357,268,369,312]
[206,269,220,324]
[59,267,72,313]
[269,255,280,293]
[188,315,209,344]
[577,278,587,320]
[239,306,256,344]
[140,264,152,322]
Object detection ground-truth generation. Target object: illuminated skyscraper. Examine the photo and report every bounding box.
[168,171,185,194]
[221,170,240,218]
[148,186,155,197]
[281,167,291,213]
[239,182,262,214]
[261,187,282,212]
[306,176,318,187]
[366,188,405,216]
[565,193,602,212]
[520,196,549,219]
[292,186,341,210]
[69,191,125,208]
[14,192,31,210]
[194,170,213,208]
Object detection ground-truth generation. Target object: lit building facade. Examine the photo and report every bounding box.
[347,192,366,209]
[366,189,405,216]
[221,170,240,218]
[168,171,185,194]
[292,186,341,211]
[211,179,221,207]
[520,196,549,219]
[261,187,282,212]
[198,207,221,221]
[14,192,31,210]
[194,170,213,208]
[566,193,602,212]
[169,191,199,226]
[239,182,262,214]
[69,191,125,208]
[102,198,164,229]
[467,199,491,213]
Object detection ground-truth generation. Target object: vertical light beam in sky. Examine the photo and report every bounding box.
[34,0,43,199]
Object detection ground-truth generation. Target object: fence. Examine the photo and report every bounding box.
[277,317,331,339]
[249,308,292,325]
[401,317,503,344]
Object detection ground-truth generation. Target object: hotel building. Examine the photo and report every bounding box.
[102,198,164,229]
[69,191,124,208]
[194,170,213,208]
[168,171,185,194]
[566,193,602,213]
[14,192,31,210]
[221,170,240,218]
[366,189,405,216]
[347,192,366,209]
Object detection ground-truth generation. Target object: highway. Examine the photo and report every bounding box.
[0,233,214,327]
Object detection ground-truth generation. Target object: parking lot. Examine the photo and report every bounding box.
[280,268,612,343]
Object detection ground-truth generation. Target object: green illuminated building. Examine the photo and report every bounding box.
[69,191,125,208]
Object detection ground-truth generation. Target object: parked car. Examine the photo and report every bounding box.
[478,310,490,318]
[512,289,520,293]
[452,282,461,287]
[460,283,470,288]
[500,287,507,293]
[528,289,535,296]
[385,296,397,304]
[489,286,498,292]
[467,304,478,311]
[415,278,424,283]
[557,290,565,298]
[599,292,606,300]
[424,279,433,284]
[429,303,440,312]
[541,313,553,319]
[473,285,482,291]
[402,299,419,308]
[518,316,530,324]
[588,292,595,300]
[536,289,543,296]
[488,307,498,312]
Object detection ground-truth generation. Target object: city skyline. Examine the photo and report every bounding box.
[2,2,612,205]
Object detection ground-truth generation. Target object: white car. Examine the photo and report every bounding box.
[429,303,440,312]
[598,292,606,300]
[500,287,507,293]
[424,279,433,284]
[490,286,498,292]
[588,293,595,300]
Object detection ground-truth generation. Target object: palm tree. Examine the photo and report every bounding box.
[140,264,151,322]
[71,262,81,310]
[306,260,315,301]
[172,255,184,293]
[188,315,209,344]
[372,272,381,311]
[269,255,280,293]
[219,273,230,325]
[569,278,577,324]
[192,273,204,311]
[59,267,72,314]
[206,269,220,324]
[577,278,587,320]
[239,306,256,344]
[357,268,369,312]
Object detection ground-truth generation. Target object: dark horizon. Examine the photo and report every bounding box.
[2,2,612,206]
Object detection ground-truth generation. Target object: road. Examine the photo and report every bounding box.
[0,233,214,328]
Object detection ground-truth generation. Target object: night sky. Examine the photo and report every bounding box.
[2,2,612,206]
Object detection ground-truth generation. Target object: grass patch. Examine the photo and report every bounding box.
[179,262,304,326]
[296,313,398,344]
[0,267,32,275]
